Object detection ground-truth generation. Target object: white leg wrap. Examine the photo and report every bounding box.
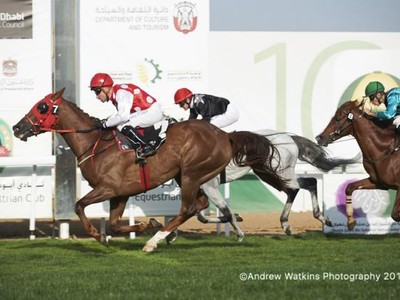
[346,196,353,218]
[146,230,171,246]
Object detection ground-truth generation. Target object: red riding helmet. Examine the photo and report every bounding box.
[89,73,114,89]
[174,88,193,104]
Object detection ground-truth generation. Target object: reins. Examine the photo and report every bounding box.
[39,127,98,134]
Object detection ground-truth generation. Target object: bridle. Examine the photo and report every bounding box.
[328,107,365,142]
[24,94,95,135]
[23,93,113,165]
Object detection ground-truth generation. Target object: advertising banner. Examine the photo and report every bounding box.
[79,0,209,121]
[209,32,400,150]
[0,0,32,39]
[0,167,53,219]
[323,174,400,234]
[0,0,53,219]
[0,0,52,157]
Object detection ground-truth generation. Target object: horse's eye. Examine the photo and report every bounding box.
[335,117,341,122]
[37,102,49,114]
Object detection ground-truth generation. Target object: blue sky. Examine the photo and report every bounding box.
[210,0,400,32]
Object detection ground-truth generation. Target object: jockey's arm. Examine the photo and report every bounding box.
[375,98,398,120]
[105,89,133,127]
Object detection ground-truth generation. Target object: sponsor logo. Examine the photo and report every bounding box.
[0,119,12,157]
[137,58,162,85]
[0,12,25,21]
[173,2,197,34]
[2,58,17,77]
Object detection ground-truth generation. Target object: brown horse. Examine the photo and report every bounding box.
[315,99,400,230]
[13,89,287,252]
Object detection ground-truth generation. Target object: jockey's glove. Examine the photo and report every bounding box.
[93,119,108,129]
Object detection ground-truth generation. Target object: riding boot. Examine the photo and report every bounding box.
[396,124,400,135]
[121,126,156,158]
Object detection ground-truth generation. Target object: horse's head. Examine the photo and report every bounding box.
[315,100,364,146]
[13,88,65,141]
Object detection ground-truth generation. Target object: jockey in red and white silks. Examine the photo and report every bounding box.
[107,83,163,129]
[89,73,163,158]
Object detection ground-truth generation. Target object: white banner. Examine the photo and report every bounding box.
[209,32,400,150]
[0,0,52,158]
[0,168,53,219]
[79,0,209,121]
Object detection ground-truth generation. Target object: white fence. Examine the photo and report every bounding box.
[0,156,55,239]
[1,159,399,237]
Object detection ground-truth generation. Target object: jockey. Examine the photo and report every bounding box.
[365,81,400,134]
[174,88,239,129]
[89,73,164,158]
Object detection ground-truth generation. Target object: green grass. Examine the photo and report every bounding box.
[0,233,399,299]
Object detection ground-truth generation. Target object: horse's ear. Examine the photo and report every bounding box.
[51,87,66,102]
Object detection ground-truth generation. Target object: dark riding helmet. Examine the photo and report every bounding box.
[89,73,114,90]
[174,88,193,104]
[365,81,385,97]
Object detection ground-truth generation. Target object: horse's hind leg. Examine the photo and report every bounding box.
[280,188,298,235]
[298,177,332,227]
[108,196,163,236]
[143,184,206,252]
[197,180,244,241]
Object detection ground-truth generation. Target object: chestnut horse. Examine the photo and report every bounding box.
[13,89,287,252]
[316,99,400,230]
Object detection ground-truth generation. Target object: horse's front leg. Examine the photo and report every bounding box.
[109,196,163,235]
[142,185,206,252]
[75,186,116,245]
[391,189,400,222]
[345,178,377,230]
[298,177,332,227]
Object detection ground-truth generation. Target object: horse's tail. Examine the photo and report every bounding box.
[228,131,288,192]
[291,135,361,172]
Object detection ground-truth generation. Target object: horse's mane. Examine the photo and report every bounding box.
[65,98,100,122]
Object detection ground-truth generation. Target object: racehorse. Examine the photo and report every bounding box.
[12,89,287,252]
[316,99,400,230]
[194,129,360,239]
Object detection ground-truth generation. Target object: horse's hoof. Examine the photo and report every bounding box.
[149,218,163,229]
[237,233,245,242]
[166,230,178,245]
[142,243,157,253]
[347,220,356,231]
[284,226,292,236]
[325,219,333,227]
[234,213,243,222]
[99,234,109,246]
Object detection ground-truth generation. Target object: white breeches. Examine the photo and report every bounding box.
[210,103,240,129]
[117,102,164,130]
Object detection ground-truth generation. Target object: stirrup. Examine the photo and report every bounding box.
[136,146,156,159]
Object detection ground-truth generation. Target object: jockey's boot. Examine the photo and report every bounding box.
[396,124,400,135]
[121,126,156,159]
